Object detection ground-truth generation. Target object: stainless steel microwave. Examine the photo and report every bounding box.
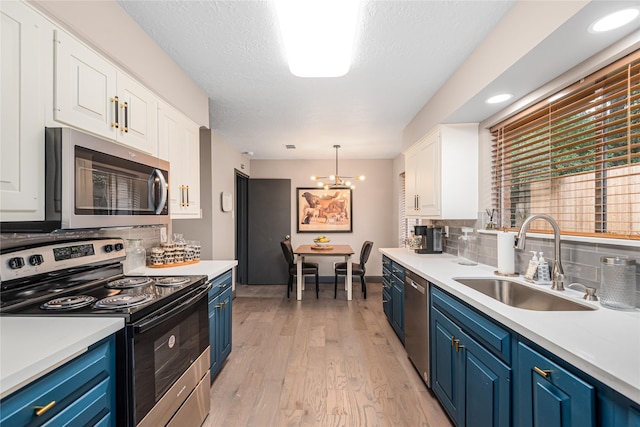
[2,128,169,233]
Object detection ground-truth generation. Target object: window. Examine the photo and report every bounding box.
[491,50,640,240]
[399,172,419,246]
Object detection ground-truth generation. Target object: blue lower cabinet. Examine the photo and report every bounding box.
[0,335,116,427]
[515,342,595,427]
[432,308,462,421]
[218,286,233,362]
[391,280,404,343]
[461,327,511,427]
[382,286,392,323]
[431,307,511,427]
[208,270,233,381]
[382,256,404,343]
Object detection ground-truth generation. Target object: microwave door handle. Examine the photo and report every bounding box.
[148,169,168,214]
[134,283,212,333]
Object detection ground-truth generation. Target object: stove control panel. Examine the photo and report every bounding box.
[1,238,126,281]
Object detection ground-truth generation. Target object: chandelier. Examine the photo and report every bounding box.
[310,145,365,189]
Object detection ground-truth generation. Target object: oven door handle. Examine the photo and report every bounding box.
[134,283,211,333]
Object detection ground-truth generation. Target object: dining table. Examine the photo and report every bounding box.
[293,244,355,300]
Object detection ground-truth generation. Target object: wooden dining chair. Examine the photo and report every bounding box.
[280,240,320,298]
[334,241,373,299]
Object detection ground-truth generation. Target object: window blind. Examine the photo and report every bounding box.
[399,172,419,247]
[491,50,640,240]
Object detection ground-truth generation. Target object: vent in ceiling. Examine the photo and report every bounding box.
[285,144,296,149]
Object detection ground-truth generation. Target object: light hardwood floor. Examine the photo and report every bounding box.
[204,280,452,427]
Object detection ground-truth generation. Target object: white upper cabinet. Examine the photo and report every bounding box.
[54,30,158,156]
[405,123,478,219]
[116,73,158,155]
[0,1,51,221]
[158,103,201,219]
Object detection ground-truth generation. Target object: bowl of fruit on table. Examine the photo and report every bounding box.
[313,236,331,246]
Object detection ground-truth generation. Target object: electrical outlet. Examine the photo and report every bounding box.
[444,225,449,236]
[160,227,167,243]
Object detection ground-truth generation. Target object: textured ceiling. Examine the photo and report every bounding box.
[116,1,640,160]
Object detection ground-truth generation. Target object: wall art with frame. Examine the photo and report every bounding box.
[297,188,352,233]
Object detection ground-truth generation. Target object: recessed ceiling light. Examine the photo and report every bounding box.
[590,8,639,33]
[486,94,513,104]
[274,0,360,78]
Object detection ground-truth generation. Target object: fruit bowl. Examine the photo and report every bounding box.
[313,237,331,246]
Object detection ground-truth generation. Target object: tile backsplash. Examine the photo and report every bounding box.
[433,219,640,308]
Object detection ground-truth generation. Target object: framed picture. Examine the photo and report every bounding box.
[297,188,352,233]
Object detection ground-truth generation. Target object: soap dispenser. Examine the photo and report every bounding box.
[458,227,478,265]
[537,252,551,282]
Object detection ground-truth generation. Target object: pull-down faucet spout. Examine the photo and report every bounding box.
[515,214,565,291]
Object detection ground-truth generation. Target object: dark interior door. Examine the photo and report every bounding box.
[247,179,291,284]
[235,171,249,284]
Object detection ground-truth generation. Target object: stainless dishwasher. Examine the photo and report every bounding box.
[404,269,430,386]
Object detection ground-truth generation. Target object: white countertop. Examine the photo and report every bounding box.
[0,317,124,399]
[380,248,640,405]
[135,260,237,281]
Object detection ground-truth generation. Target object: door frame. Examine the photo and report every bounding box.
[235,170,249,285]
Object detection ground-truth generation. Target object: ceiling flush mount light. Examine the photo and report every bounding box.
[590,8,639,33]
[486,93,513,104]
[274,0,359,77]
[310,145,365,189]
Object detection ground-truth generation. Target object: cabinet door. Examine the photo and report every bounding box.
[431,307,462,424]
[516,342,595,427]
[162,103,201,219]
[0,1,48,221]
[417,133,441,216]
[116,73,158,156]
[460,328,511,427]
[218,287,233,362]
[54,29,117,140]
[405,146,419,216]
[391,283,404,342]
[159,104,183,214]
[208,293,219,380]
[181,121,200,217]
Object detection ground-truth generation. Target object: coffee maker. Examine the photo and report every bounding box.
[412,225,443,254]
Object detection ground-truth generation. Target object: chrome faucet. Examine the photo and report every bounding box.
[515,214,565,291]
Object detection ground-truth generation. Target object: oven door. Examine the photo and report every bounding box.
[129,283,210,426]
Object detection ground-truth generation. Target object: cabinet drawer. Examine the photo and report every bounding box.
[515,342,595,427]
[391,262,405,282]
[0,336,115,427]
[382,267,391,283]
[208,270,232,302]
[431,287,511,363]
[382,256,391,271]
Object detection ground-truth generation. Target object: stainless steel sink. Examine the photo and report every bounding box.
[453,278,596,311]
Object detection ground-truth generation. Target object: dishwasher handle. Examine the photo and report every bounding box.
[407,279,426,294]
